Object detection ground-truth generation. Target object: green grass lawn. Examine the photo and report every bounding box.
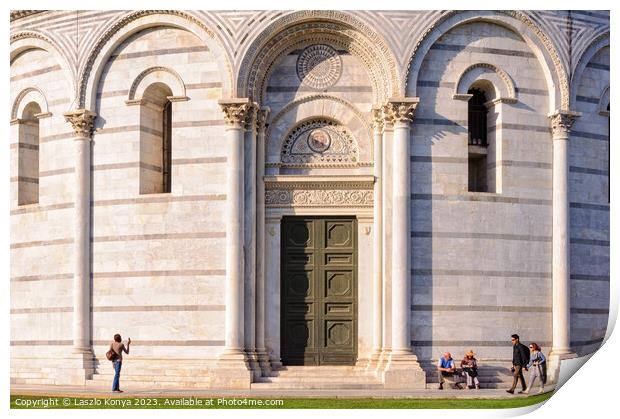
[11,392,552,409]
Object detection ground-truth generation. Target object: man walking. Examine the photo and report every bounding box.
[507,334,529,394]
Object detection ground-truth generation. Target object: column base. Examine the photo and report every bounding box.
[256,349,273,377]
[366,350,382,371]
[547,349,578,384]
[56,349,96,385]
[381,351,426,389]
[244,348,261,380]
[213,349,252,389]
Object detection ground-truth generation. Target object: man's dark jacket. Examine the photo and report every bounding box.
[512,342,529,367]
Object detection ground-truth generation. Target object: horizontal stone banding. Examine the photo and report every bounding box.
[411,305,551,313]
[11,340,225,346]
[570,238,609,246]
[411,231,551,242]
[11,64,61,81]
[10,305,226,314]
[412,269,551,279]
[430,43,536,58]
[411,193,552,206]
[93,270,225,278]
[92,232,225,242]
[108,46,209,62]
[10,238,73,249]
[411,340,552,347]
[10,202,73,215]
[93,194,226,207]
[11,273,73,282]
[570,274,609,281]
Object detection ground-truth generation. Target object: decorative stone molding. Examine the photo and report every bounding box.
[296,44,343,89]
[78,10,232,108]
[453,63,517,102]
[238,10,400,101]
[219,99,252,126]
[267,94,372,142]
[243,102,259,132]
[10,11,45,21]
[63,110,97,138]
[127,66,187,101]
[281,119,359,165]
[404,10,570,110]
[11,87,49,120]
[265,176,374,208]
[549,110,580,137]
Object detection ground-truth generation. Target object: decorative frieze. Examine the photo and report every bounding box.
[265,176,374,208]
[63,109,96,138]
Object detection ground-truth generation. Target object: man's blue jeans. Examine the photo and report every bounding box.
[112,360,122,391]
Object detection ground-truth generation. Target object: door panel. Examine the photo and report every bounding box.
[281,217,357,366]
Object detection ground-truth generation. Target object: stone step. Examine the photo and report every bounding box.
[250,381,384,390]
[90,373,214,383]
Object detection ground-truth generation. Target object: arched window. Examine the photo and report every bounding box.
[18,102,41,205]
[139,83,173,194]
[467,88,488,192]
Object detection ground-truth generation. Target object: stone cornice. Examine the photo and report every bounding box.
[63,109,97,138]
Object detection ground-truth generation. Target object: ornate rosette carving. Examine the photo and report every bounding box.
[63,110,97,138]
[296,44,342,89]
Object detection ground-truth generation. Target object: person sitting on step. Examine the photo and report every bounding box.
[437,352,463,390]
[460,350,481,389]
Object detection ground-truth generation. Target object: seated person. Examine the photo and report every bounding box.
[460,350,480,389]
[437,352,462,389]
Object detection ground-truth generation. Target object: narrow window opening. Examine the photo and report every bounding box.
[139,83,173,194]
[162,100,172,193]
[468,88,488,192]
[18,102,41,205]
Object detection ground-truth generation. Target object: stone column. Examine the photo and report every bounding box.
[264,215,282,369]
[63,109,96,384]
[216,99,252,387]
[243,103,260,379]
[382,98,426,389]
[548,110,579,377]
[368,107,383,370]
[255,107,272,376]
[377,109,394,372]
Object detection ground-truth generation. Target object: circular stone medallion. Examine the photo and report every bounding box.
[296,44,342,89]
[307,128,332,153]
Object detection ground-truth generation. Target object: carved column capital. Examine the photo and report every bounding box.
[385,98,420,124]
[63,109,96,138]
[257,106,271,132]
[371,107,384,132]
[243,102,259,133]
[549,110,580,138]
[219,98,252,127]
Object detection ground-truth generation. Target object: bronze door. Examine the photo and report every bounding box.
[281,217,358,365]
